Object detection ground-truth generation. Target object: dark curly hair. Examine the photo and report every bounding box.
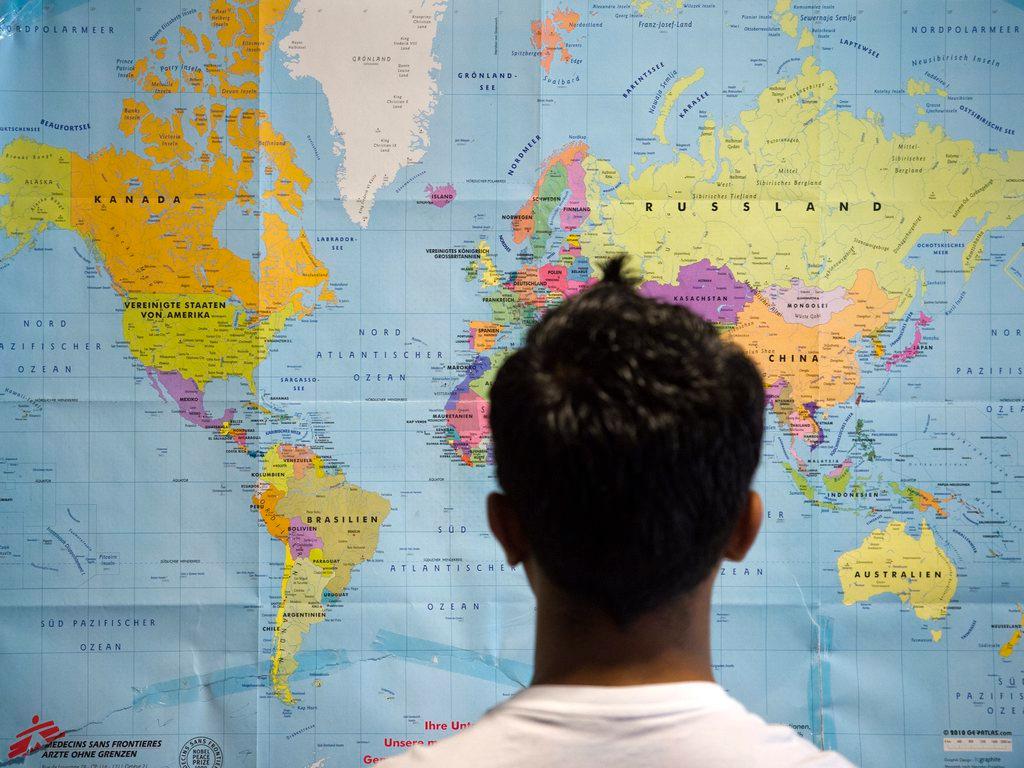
[489,256,765,625]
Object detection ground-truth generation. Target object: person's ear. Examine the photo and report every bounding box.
[722,490,763,562]
[487,492,529,567]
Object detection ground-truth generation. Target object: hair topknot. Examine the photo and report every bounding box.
[599,254,638,287]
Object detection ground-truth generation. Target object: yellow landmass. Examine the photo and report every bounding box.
[184,67,205,93]
[999,604,1024,658]
[892,482,952,518]
[653,67,705,145]
[583,155,620,219]
[254,443,390,703]
[585,57,1024,315]
[259,443,298,492]
[1002,630,1022,658]
[773,0,814,47]
[227,106,259,151]
[0,141,71,258]
[632,0,684,13]
[474,239,501,287]
[777,10,798,37]
[123,293,294,391]
[270,553,332,704]
[838,519,957,622]
[180,25,200,53]
[907,78,932,96]
[274,472,390,595]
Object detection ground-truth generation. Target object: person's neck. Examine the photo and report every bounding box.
[530,584,715,687]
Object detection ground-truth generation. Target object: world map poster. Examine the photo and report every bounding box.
[1,0,1023,766]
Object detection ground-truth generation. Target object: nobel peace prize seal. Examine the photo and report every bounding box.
[179,736,223,768]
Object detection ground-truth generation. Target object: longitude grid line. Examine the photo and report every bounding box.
[448,0,456,732]
[39,0,46,744]
[891,1,908,762]
[985,0,996,746]
[311,16,319,764]
[761,0,769,725]
[130,0,137,750]
[493,0,501,708]
[176,0,184,754]
[942,0,951,753]
[259,1,267,761]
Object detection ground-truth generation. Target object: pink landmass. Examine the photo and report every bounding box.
[539,263,593,298]
[446,388,490,449]
[559,155,590,230]
[278,444,317,478]
[149,368,235,429]
[885,311,933,371]
[289,517,324,559]
[826,458,853,479]
[227,428,248,449]
[765,278,853,327]
[765,378,788,407]
[425,183,457,208]
[789,410,823,448]
[640,260,754,323]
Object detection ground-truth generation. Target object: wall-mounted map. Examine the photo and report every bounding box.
[1,0,1023,766]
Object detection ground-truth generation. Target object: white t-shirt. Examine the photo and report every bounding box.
[380,681,855,767]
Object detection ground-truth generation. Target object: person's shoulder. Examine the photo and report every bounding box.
[376,708,510,768]
[376,729,497,768]
[699,705,856,767]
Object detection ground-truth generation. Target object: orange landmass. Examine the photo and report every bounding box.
[255,485,289,541]
[278,444,317,478]
[905,486,953,518]
[67,147,330,316]
[129,0,291,100]
[191,106,209,137]
[181,26,200,53]
[469,321,504,352]
[728,269,898,433]
[259,121,312,216]
[530,8,580,73]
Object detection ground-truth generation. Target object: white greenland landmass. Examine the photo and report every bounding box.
[281,0,448,227]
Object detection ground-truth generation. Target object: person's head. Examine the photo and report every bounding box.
[487,255,765,627]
